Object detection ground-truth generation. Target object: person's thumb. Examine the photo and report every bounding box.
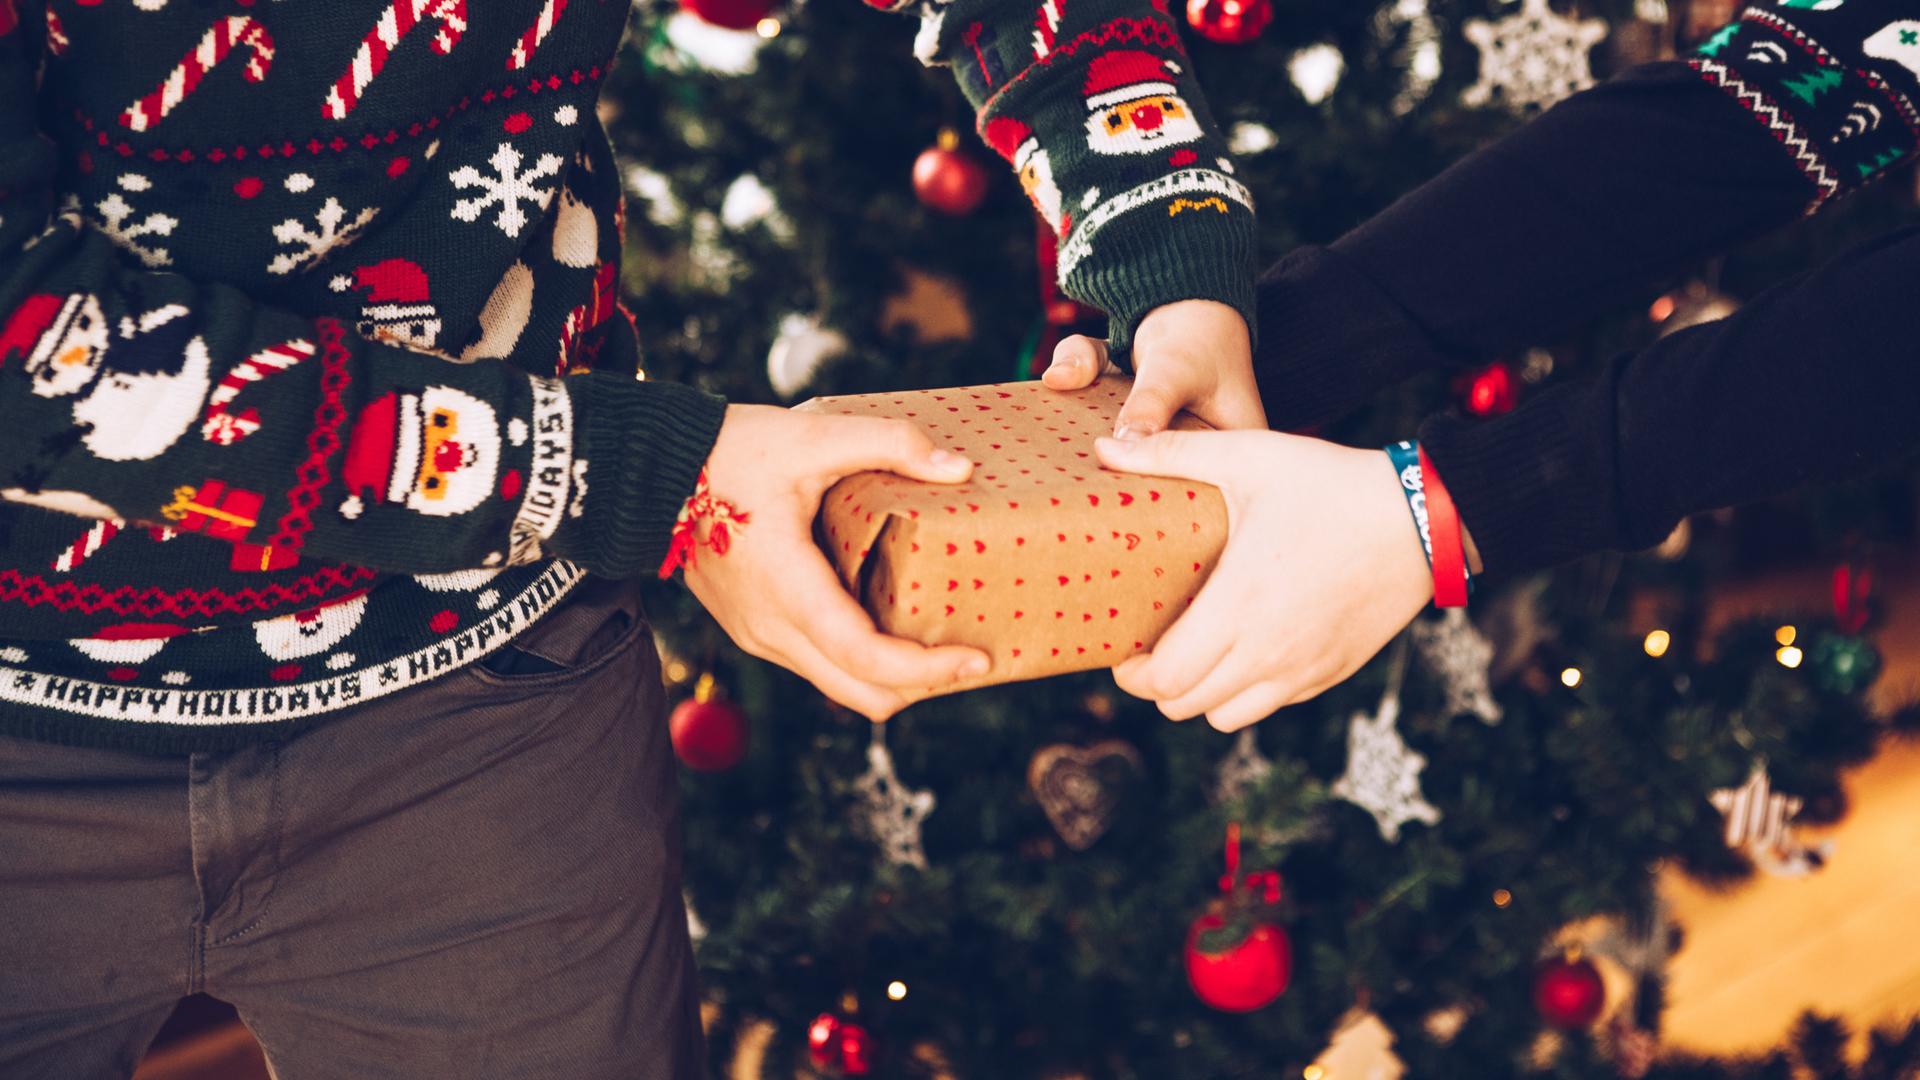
[1113,369,1184,441]
[1042,335,1110,392]
[832,418,975,484]
[1094,429,1219,482]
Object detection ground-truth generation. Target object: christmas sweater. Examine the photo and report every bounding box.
[1247,1,1920,576]
[0,0,1254,752]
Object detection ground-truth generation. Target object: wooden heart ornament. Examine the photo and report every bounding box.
[1027,739,1144,851]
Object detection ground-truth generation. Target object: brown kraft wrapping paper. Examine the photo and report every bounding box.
[797,378,1228,702]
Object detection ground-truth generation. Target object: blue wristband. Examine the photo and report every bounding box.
[1385,440,1433,568]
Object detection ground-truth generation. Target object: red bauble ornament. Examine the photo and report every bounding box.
[1185,0,1272,45]
[913,131,990,216]
[678,0,776,30]
[1533,955,1606,1030]
[1185,912,1292,1012]
[1184,822,1292,1012]
[1457,361,1518,417]
[668,676,748,771]
[1833,562,1876,634]
[807,1012,876,1076]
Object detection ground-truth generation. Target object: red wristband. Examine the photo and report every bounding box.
[1417,446,1469,608]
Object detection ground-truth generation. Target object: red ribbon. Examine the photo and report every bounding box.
[1218,821,1283,904]
[657,467,750,580]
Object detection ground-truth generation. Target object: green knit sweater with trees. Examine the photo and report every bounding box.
[0,0,1254,752]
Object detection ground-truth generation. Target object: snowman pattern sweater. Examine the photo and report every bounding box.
[0,0,1254,751]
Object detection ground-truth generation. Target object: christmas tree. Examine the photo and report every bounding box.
[604,0,1920,1074]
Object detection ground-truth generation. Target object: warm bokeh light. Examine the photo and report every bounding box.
[1560,667,1583,688]
[755,17,781,37]
[1493,888,1513,908]
[1644,629,1671,658]
[1777,645,1805,669]
[886,980,908,1001]
[1776,625,1798,647]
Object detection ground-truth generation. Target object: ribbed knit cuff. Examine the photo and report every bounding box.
[554,374,728,579]
[1251,245,1454,431]
[1417,379,1626,578]
[1065,203,1258,364]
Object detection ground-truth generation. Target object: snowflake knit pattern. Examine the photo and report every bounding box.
[0,0,1252,752]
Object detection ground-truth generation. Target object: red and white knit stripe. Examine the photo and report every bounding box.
[45,9,70,56]
[1032,0,1064,58]
[202,338,315,446]
[52,519,121,574]
[324,0,469,121]
[507,0,568,71]
[121,16,275,133]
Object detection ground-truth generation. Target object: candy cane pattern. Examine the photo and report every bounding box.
[44,9,68,55]
[201,338,316,446]
[508,0,568,70]
[1032,0,1064,58]
[52,519,121,574]
[324,0,469,121]
[121,16,276,133]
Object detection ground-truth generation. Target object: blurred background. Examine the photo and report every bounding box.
[139,0,1920,1076]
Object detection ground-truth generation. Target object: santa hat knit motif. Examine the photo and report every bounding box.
[982,116,1038,168]
[334,258,437,328]
[0,294,68,365]
[340,391,405,520]
[1082,50,1179,112]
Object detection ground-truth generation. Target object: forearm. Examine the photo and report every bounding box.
[905,0,1257,357]
[1423,225,1920,575]
[1259,0,1920,429]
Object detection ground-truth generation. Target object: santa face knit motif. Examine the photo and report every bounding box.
[1688,4,1920,214]
[0,0,1252,751]
[936,0,1259,356]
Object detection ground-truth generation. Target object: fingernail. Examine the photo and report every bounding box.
[928,449,969,470]
[959,655,990,678]
[1113,423,1143,442]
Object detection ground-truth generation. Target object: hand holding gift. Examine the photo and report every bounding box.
[684,405,992,722]
[1095,430,1434,731]
[799,378,1229,702]
[1043,299,1266,437]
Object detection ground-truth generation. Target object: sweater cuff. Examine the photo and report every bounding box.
[1417,379,1626,577]
[553,374,728,578]
[1251,245,1452,431]
[1063,191,1258,362]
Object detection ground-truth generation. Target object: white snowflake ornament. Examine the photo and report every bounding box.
[1410,608,1503,725]
[1462,0,1608,113]
[852,725,936,869]
[1331,693,1441,843]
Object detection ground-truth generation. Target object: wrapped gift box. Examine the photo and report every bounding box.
[798,377,1228,701]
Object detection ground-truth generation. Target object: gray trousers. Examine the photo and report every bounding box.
[0,579,706,1079]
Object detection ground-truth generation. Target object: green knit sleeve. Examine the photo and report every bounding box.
[891,0,1258,359]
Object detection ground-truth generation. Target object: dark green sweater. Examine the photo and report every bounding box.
[0,0,1254,751]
